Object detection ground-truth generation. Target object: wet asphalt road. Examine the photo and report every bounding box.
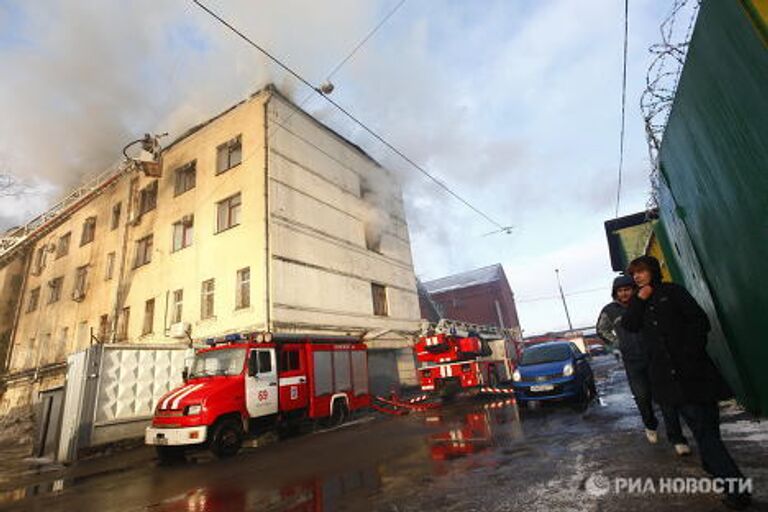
[1,355,766,512]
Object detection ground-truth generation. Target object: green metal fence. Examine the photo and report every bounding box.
[657,0,768,414]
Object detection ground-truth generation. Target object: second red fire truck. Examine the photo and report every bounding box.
[415,319,521,397]
[145,333,370,461]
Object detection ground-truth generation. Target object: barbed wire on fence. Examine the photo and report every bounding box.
[640,0,701,215]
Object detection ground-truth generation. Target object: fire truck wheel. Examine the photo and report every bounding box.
[210,419,244,458]
[156,446,186,464]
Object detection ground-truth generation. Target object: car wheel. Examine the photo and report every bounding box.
[210,419,243,458]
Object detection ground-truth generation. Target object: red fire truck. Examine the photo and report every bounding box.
[145,333,370,461]
[415,319,520,397]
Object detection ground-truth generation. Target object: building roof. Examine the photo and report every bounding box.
[422,263,506,294]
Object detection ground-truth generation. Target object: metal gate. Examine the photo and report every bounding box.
[58,343,191,462]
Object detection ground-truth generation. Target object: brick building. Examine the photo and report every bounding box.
[420,264,520,330]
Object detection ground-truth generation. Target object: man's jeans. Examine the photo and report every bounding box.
[679,402,744,481]
[624,360,686,444]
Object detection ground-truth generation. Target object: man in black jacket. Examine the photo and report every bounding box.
[596,275,688,454]
[622,256,750,510]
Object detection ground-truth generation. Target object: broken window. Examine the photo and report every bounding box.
[236,267,250,310]
[48,276,63,304]
[118,307,130,340]
[172,289,184,324]
[371,283,388,317]
[201,279,215,319]
[111,202,122,230]
[216,135,242,174]
[172,216,194,251]
[216,193,241,233]
[32,245,47,275]
[105,252,115,280]
[27,287,40,313]
[73,265,88,301]
[139,180,158,215]
[81,216,97,246]
[98,314,110,341]
[364,223,382,253]
[134,234,153,268]
[56,232,71,259]
[174,161,197,196]
[142,298,155,335]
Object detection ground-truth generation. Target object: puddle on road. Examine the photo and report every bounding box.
[145,398,525,512]
[2,393,613,511]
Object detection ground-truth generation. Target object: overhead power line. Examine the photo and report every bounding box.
[191,0,510,232]
[268,0,407,143]
[325,0,407,82]
[516,286,610,304]
[615,0,629,218]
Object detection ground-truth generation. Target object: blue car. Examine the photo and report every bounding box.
[512,341,596,405]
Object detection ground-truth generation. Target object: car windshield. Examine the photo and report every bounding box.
[521,345,571,365]
[190,348,246,377]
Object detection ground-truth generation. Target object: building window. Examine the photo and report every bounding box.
[111,202,122,230]
[98,314,110,341]
[105,252,115,280]
[119,307,130,340]
[81,216,97,246]
[364,223,382,253]
[56,232,71,259]
[73,265,88,301]
[216,135,242,174]
[27,287,40,313]
[174,161,196,196]
[201,279,215,319]
[172,216,194,252]
[60,326,69,350]
[142,298,155,335]
[32,246,47,275]
[172,289,183,324]
[216,193,241,233]
[371,283,388,317]
[134,234,153,268]
[236,267,250,309]
[48,276,63,304]
[139,180,158,215]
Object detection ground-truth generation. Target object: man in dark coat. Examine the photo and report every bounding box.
[596,275,688,454]
[622,256,750,510]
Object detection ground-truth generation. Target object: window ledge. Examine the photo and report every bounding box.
[215,224,240,235]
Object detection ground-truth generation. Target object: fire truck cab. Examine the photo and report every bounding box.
[146,333,370,461]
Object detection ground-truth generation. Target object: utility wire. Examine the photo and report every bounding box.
[268,0,407,143]
[325,0,407,81]
[516,286,610,304]
[615,0,629,218]
[191,0,509,231]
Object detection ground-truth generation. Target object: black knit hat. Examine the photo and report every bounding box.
[612,275,635,298]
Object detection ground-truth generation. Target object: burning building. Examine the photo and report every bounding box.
[0,85,421,431]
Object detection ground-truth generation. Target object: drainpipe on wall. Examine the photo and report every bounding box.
[494,299,506,330]
[263,96,272,332]
[110,176,137,343]
[4,249,33,372]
